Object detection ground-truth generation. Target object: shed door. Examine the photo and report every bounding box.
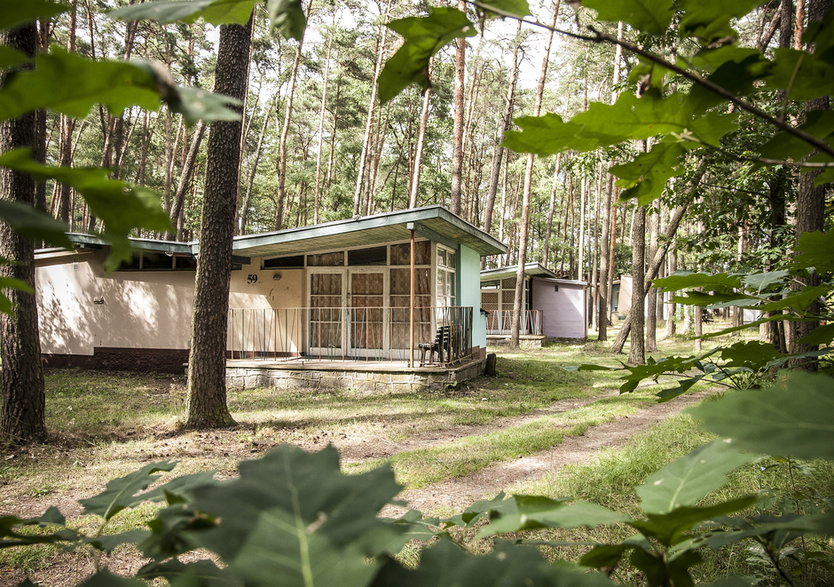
[348,270,385,357]
[308,270,345,357]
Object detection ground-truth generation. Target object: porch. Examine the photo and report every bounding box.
[225,306,483,392]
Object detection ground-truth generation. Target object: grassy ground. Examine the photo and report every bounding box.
[2,325,829,584]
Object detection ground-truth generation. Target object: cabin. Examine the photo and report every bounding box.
[480,263,587,346]
[35,206,506,393]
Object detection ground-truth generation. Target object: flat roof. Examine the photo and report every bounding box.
[481,263,587,285]
[38,206,506,260]
[231,206,506,257]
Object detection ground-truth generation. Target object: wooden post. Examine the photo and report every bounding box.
[409,227,415,368]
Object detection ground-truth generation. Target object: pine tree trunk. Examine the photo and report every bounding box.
[409,87,432,208]
[449,0,467,215]
[313,30,334,224]
[353,0,389,216]
[627,206,646,364]
[482,20,521,233]
[0,25,47,444]
[169,121,206,240]
[543,154,561,268]
[275,38,304,230]
[185,18,252,429]
[665,247,677,337]
[645,209,658,352]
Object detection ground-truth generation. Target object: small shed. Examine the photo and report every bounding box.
[480,263,587,341]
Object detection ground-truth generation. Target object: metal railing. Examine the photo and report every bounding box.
[227,306,474,365]
[484,309,543,336]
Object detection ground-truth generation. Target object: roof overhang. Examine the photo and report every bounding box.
[232,206,506,258]
[480,262,559,282]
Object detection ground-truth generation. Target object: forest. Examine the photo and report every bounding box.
[1,0,833,585]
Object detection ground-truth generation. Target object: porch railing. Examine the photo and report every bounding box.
[485,309,543,336]
[227,306,474,365]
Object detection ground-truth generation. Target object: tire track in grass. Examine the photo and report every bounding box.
[382,390,714,517]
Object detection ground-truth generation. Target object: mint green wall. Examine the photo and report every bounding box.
[457,244,486,349]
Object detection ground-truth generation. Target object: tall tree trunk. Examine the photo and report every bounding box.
[665,246,677,337]
[409,87,432,208]
[611,163,706,352]
[543,154,561,268]
[0,25,46,444]
[275,37,304,229]
[53,0,77,224]
[169,121,206,240]
[627,205,646,364]
[239,98,275,234]
[313,29,334,224]
[645,208,659,351]
[353,0,389,216]
[185,17,252,429]
[510,0,559,347]
[449,0,467,215]
[482,20,522,233]
[790,0,829,368]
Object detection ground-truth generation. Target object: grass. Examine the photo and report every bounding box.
[5,324,817,584]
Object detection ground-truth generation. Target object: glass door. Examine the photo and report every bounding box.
[308,270,345,357]
[348,270,385,358]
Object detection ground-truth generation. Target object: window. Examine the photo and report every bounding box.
[263,255,304,268]
[390,241,430,265]
[307,251,344,266]
[436,246,456,309]
[348,246,387,265]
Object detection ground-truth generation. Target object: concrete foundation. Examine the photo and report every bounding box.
[226,358,485,394]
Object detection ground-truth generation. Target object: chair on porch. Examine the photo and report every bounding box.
[418,325,451,366]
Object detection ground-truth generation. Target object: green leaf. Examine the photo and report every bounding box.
[476,0,531,18]
[477,495,629,538]
[84,529,151,553]
[505,92,691,155]
[0,47,29,69]
[742,270,789,292]
[0,1,67,30]
[579,543,633,569]
[679,0,765,42]
[167,85,242,125]
[793,230,834,273]
[375,538,615,586]
[582,0,673,36]
[0,200,71,248]
[184,445,406,586]
[613,139,683,205]
[767,48,834,101]
[267,0,306,41]
[718,341,782,369]
[692,372,834,459]
[0,148,173,270]
[77,569,146,587]
[110,0,257,26]
[137,559,234,586]
[638,440,754,514]
[0,48,161,121]
[760,110,834,162]
[631,496,758,546]
[139,471,218,504]
[379,7,476,104]
[654,272,742,292]
[79,461,176,521]
[797,323,834,345]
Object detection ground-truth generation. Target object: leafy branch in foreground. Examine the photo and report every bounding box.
[3,372,833,585]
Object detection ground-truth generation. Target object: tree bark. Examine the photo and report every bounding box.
[627,206,646,364]
[409,87,432,208]
[611,163,705,353]
[510,0,559,347]
[449,0,467,215]
[275,37,304,230]
[645,208,659,352]
[0,25,47,444]
[353,0,389,216]
[790,0,829,367]
[169,121,206,240]
[185,18,252,429]
[482,20,522,233]
[313,29,334,224]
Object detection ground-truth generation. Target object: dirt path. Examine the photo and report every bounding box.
[383,390,712,516]
[334,391,615,461]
